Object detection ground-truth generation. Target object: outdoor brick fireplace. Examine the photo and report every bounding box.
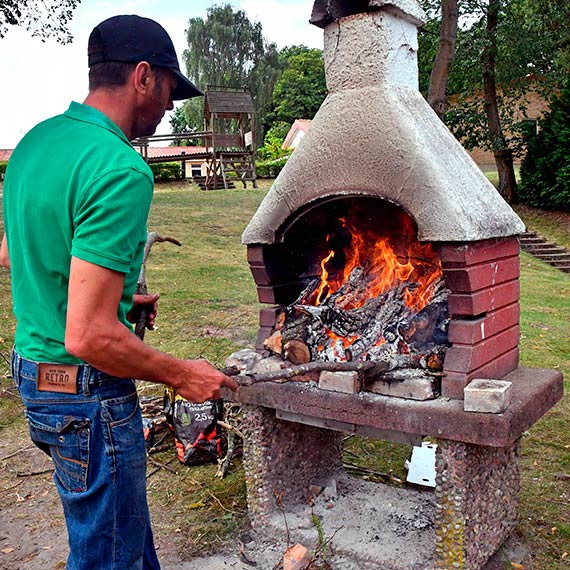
[223,1,563,568]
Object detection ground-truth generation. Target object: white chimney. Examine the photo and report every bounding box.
[243,0,524,245]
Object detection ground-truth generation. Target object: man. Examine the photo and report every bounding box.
[0,15,238,570]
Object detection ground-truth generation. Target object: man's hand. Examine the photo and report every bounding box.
[172,359,239,403]
[128,293,160,330]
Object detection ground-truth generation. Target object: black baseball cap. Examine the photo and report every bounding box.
[88,14,202,100]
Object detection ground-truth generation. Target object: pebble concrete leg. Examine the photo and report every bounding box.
[434,439,521,569]
[241,404,344,531]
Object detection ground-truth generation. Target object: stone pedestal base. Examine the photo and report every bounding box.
[434,439,520,569]
[241,405,522,569]
[241,404,343,528]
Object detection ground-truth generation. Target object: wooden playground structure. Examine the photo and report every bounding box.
[133,87,258,190]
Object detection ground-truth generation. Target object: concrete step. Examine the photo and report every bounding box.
[534,252,570,262]
[520,235,544,244]
[520,229,570,275]
[521,241,565,250]
[523,245,568,255]
[549,258,570,266]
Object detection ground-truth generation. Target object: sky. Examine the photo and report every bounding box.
[0,0,322,149]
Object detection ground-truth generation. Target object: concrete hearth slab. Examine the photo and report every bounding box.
[259,473,436,570]
[223,367,563,447]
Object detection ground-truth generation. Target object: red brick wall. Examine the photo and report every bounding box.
[438,238,520,399]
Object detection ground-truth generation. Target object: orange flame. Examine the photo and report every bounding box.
[315,248,335,305]
[305,216,442,312]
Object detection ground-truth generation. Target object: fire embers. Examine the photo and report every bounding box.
[264,213,450,383]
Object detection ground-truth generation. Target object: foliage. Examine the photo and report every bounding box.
[442,7,536,156]
[519,89,570,212]
[168,106,205,147]
[256,122,290,161]
[169,106,192,134]
[0,0,80,43]
[521,0,570,81]
[264,120,290,144]
[0,161,8,176]
[418,19,441,97]
[421,0,568,95]
[181,4,281,143]
[265,46,326,131]
[255,156,289,178]
[446,87,535,160]
[255,121,292,178]
[149,162,182,181]
[419,0,568,164]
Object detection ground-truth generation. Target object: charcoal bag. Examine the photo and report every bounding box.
[164,388,225,466]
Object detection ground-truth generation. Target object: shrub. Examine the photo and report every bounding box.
[519,88,570,212]
[257,122,291,162]
[149,161,182,181]
[255,156,289,178]
[0,161,8,177]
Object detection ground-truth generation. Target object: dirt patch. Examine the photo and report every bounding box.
[0,443,533,570]
[0,421,68,570]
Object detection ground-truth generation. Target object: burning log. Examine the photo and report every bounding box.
[270,267,449,384]
[260,215,450,389]
[283,339,311,365]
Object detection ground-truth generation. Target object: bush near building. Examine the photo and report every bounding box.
[150,162,182,181]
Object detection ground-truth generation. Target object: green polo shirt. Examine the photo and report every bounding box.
[3,102,154,364]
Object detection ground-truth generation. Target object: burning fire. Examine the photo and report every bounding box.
[274,208,449,368]
[304,215,443,312]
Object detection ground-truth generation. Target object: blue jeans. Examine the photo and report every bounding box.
[11,349,161,570]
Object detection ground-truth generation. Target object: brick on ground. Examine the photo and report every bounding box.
[283,543,311,570]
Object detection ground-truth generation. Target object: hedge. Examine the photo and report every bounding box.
[149,161,182,181]
[255,156,289,178]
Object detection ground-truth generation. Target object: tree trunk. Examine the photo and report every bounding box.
[482,0,518,203]
[427,0,459,121]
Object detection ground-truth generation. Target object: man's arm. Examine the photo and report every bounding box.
[65,256,237,402]
[0,234,10,269]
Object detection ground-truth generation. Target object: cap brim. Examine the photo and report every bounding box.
[171,69,203,100]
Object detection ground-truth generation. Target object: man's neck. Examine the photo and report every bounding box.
[83,88,136,140]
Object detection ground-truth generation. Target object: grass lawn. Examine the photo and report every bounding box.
[0,178,568,567]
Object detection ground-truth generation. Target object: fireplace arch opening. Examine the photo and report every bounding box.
[254,196,449,376]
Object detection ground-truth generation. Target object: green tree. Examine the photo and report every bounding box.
[266,46,327,130]
[170,106,190,134]
[169,105,204,146]
[181,4,281,143]
[519,88,570,211]
[0,0,80,43]
[419,0,568,203]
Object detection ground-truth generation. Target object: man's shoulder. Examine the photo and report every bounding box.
[8,105,153,185]
[61,113,153,180]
